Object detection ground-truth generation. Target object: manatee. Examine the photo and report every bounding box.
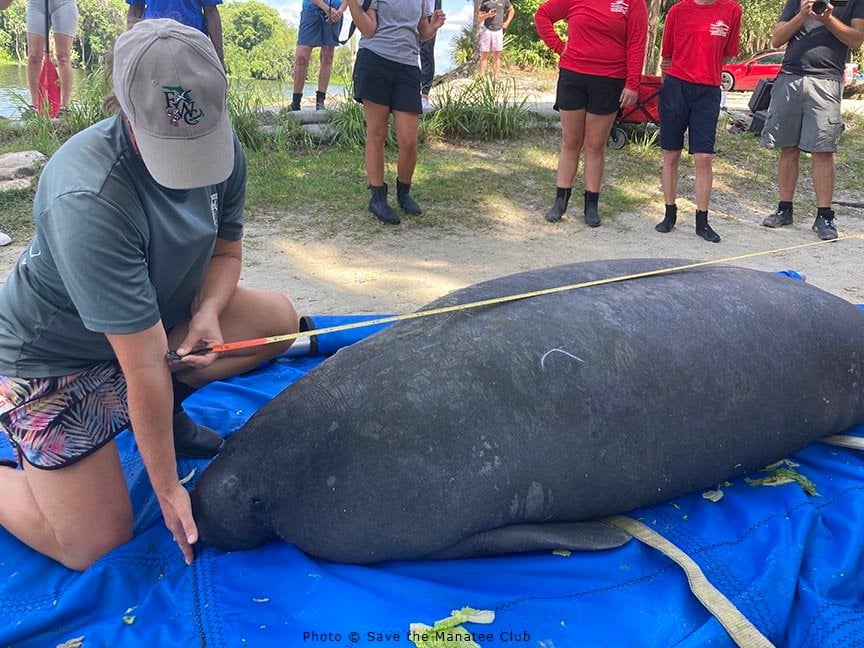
[190,259,864,563]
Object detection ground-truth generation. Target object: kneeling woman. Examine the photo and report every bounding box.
[346,0,445,224]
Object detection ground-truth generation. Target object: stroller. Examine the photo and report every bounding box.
[607,74,662,149]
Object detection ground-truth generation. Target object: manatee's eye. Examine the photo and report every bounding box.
[251,497,265,511]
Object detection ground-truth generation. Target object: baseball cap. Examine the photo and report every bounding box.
[113,19,234,190]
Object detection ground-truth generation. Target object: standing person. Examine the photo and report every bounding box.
[292,0,348,111]
[0,20,299,571]
[478,0,514,79]
[26,0,78,114]
[653,0,742,243]
[346,0,446,225]
[420,0,443,112]
[535,0,648,226]
[760,0,864,240]
[126,0,225,65]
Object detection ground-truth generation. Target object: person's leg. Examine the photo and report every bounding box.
[26,32,45,109]
[479,51,490,76]
[53,33,74,109]
[363,100,391,187]
[316,45,335,109]
[810,153,835,208]
[763,147,799,227]
[292,45,313,109]
[545,109,585,222]
[393,110,419,186]
[557,109,586,188]
[762,76,804,227]
[169,287,299,388]
[581,111,616,227]
[693,153,713,212]
[687,85,722,242]
[492,51,501,79]
[393,109,421,214]
[812,152,837,239]
[656,151,686,234]
[661,149,682,205]
[0,442,133,570]
[362,100,400,224]
[582,112,616,192]
[778,147,800,202]
[656,76,687,233]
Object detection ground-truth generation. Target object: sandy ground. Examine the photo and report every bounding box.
[2,88,863,317]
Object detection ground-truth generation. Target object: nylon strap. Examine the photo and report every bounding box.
[605,516,775,648]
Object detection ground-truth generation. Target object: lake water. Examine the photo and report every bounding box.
[0,64,350,118]
[0,65,41,119]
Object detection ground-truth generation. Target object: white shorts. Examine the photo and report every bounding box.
[479,27,504,53]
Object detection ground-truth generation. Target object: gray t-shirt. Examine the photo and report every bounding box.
[481,0,512,31]
[359,0,432,67]
[779,0,864,78]
[0,115,246,377]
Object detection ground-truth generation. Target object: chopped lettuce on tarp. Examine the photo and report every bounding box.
[746,459,820,496]
[409,607,495,648]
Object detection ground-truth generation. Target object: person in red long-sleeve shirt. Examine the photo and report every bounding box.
[534,0,648,226]
[654,0,741,243]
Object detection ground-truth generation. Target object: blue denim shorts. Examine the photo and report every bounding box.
[297,7,343,47]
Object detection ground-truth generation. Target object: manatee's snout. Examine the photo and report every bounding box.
[191,468,274,551]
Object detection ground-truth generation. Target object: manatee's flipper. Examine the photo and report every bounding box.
[424,522,632,560]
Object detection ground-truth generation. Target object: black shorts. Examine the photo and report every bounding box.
[659,74,721,154]
[353,48,422,114]
[554,69,625,115]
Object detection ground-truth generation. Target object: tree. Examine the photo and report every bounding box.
[221,1,296,81]
[74,0,126,67]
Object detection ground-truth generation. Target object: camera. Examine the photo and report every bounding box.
[812,0,829,14]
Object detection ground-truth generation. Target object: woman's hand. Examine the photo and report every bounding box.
[156,481,199,565]
[619,87,638,107]
[172,309,223,370]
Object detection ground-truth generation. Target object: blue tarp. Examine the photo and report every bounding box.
[2,311,864,647]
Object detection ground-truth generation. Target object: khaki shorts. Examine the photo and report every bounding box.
[0,362,129,470]
[761,74,843,153]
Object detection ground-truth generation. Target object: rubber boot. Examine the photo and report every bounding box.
[369,184,400,224]
[544,187,571,222]
[315,90,326,111]
[396,179,422,215]
[584,191,601,227]
[291,92,302,111]
[172,411,225,459]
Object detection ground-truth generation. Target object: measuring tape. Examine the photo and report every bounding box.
[167,234,863,361]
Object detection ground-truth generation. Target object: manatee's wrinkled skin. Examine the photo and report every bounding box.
[191,259,864,563]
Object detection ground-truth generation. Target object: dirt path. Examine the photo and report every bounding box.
[234,202,864,318]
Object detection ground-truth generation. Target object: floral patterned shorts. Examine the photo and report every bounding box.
[0,361,130,470]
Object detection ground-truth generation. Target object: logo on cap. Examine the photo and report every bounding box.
[163,85,205,127]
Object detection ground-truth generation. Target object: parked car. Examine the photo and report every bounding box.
[722,51,784,92]
[722,50,861,92]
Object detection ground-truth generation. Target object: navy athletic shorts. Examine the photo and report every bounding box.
[659,74,721,154]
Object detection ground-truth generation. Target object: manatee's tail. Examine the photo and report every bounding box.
[424,521,631,560]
